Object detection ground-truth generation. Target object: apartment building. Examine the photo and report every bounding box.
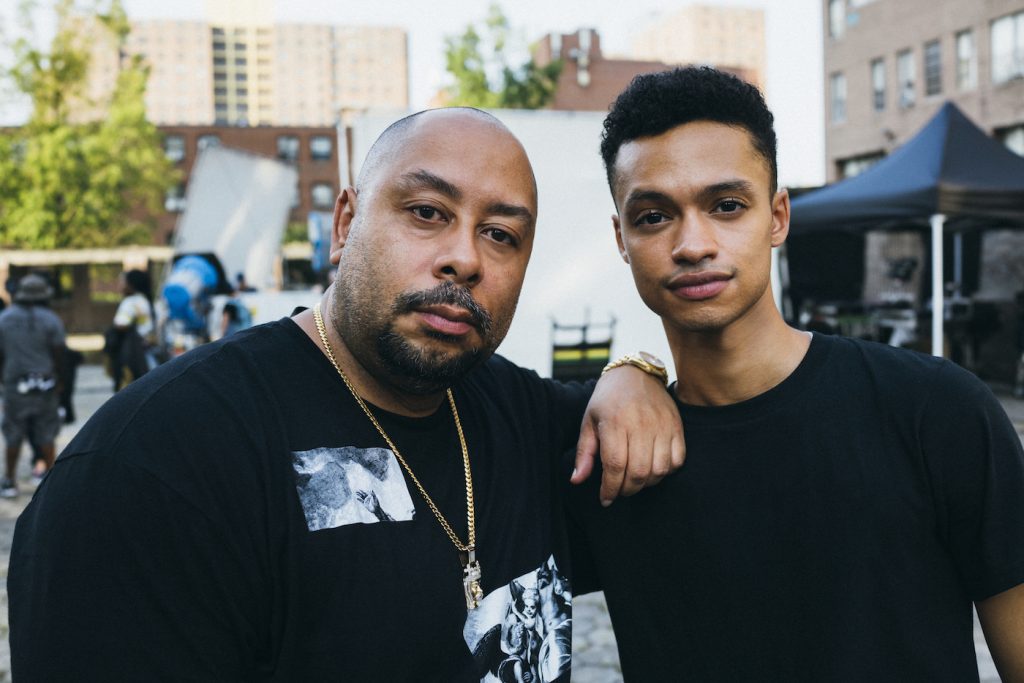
[824,0,1024,181]
[79,4,408,127]
[629,4,766,93]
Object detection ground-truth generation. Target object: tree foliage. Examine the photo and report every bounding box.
[443,4,562,110]
[0,0,178,249]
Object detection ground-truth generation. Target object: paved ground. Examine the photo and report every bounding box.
[0,365,1019,681]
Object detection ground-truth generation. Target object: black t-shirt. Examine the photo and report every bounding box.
[10,319,590,682]
[568,333,1024,682]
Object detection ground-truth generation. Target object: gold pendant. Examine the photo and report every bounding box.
[462,548,483,609]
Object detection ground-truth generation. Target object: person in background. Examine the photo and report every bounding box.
[220,276,253,339]
[107,269,157,390]
[0,274,65,497]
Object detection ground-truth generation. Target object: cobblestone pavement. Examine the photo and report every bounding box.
[0,366,1020,682]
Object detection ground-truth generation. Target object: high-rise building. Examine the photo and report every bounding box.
[78,3,408,127]
[628,4,767,93]
[824,0,1024,181]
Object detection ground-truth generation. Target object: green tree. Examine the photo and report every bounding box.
[0,0,178,249]
[444,4,562,109]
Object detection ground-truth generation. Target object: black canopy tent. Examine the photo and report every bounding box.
[790,102,1024,356]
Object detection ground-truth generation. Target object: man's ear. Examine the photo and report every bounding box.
[330,187,358,265]
[613,214,629,264]
[770,188,791,248]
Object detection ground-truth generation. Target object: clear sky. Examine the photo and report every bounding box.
[1,0,825,186]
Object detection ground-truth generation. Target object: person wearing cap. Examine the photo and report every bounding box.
[0,274,66,497]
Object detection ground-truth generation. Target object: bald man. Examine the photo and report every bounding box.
[9,108,682,680]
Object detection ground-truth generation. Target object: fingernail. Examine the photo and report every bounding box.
[601,499,612,508]
[571,467,577,479]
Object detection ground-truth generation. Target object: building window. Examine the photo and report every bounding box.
[923,39,942,96]
[213,57,226,66]
[998,124,1024,156]
[165,183,187,212]
[956,30,977,90]
[992,11,1024,83]
[277,135,300,162]
[311,183,334,209]
[163,134,185,163]
[828,0,845,38]
[235,72,247,82]
[897,49,915,108]
[871,58,885,111]
[235,57,247,66]
[829,72,847,123]
[310,135,333,161]
[197,134,220,151]
[838,151,885,179]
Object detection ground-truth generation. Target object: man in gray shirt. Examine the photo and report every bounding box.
[0,274,66,497]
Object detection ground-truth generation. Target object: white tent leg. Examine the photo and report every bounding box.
[931,213,946,357]
[953,232,963,297]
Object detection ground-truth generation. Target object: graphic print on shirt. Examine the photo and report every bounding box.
[464,555,572,683]
[291,446,416,531]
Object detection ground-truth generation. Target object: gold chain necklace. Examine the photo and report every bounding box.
[313,302,483,609]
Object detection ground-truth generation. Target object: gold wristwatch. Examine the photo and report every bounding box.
[601,351,669,386]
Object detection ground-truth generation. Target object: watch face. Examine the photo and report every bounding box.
[637,351,665,370]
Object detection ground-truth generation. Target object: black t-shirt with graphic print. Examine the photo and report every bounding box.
[567,333,1024,682]
[10,318,589,682]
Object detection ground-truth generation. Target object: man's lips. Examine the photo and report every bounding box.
[667,272,732,301]
[415,305,477,336]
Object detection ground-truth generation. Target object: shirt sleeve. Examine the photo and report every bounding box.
[563,455,605,595]
[112,297,136,328]
[921,362,1024,601]
[9,356,284,680]
[49,313,66,349]
[538,376,596,454]
[9,452,263,681]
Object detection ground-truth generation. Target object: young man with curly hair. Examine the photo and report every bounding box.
[568,66,1024,682]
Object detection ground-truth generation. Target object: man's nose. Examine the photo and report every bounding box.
[433,226,482,286]
[670,213,719,265]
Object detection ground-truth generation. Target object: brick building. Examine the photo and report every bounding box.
[824,0,1024,181]
[534,29,755,112]
[821,0,1024,377]
[157,125,340,245]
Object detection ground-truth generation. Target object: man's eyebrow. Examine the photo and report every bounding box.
[623,181,758,211]
[485,201,534,225]
[623,189,677,211]
[397,169,463,201]
[695,180,757,202]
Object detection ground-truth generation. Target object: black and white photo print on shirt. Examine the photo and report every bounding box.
[291,446,416,531]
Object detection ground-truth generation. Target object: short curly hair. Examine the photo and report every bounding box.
[601,66,777,196]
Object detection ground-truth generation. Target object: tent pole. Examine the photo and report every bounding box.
[931,213,946,357]
[953,232,963,297]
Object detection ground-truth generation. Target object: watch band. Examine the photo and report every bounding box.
[601,352,669,386]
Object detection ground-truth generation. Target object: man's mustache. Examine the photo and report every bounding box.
[392,282,493,336]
